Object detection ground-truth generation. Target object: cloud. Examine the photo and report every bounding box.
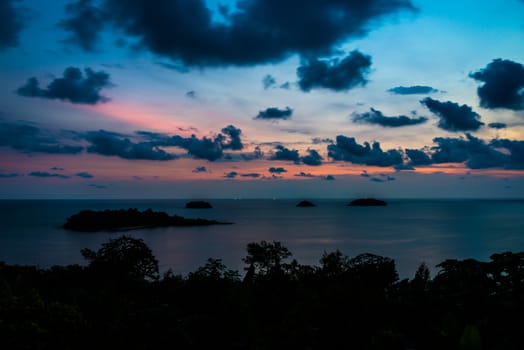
[488,122,507,129]
[388,85,438,95]
[255,107,293,120]
[328,135,403,167]
[370,177,384,182]
[262,75,276,90]
[241,146,264,161]
[271,145,300,162]
[294,172,315,178]
[491,139,524,169]
[219,125,243,150]
[155,61,190,73]
[17,67,112,105]
[192,166,207,173]
[312,137,334,144]
[88,183,107,189]
[431,134,508,169]
[140,125,244,161]
[297,51,372,92]
[0,172,19,178]
[420,97,484,132]
[269,167,287,174]
[470,59,524,110]
[75,171,94,178]
[324,175,335,180]
[58,0,105,51]
[84,130,176,160]
[360,170,370,177]
[0,0,25,50]
[186,90,196,99]
[352,108,428,127]
[50,166,65,171]
[28,171,71,179]
[241,173,261,178]
[0,121,83,154]
[60,0,414,67]
[301,149,323,166]
[405,149,432,166]
[224,171,238,179]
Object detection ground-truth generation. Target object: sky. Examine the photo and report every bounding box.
[0,0,523,199]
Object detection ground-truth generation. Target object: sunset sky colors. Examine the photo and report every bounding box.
[1,0,523,198]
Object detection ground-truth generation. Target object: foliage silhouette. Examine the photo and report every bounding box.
[2,237,524,349]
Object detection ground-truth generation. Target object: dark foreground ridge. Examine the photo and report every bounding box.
[1,236,524,349]
[296,200,316,207]
[349,198,387,206]
[63,208,230,232]
[185,200,213,209]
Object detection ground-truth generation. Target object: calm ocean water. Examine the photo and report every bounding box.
[0,199,523,279]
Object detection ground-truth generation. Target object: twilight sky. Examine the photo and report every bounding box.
[1,0,523,199]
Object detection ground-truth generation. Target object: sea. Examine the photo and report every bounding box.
[1,199,523,279]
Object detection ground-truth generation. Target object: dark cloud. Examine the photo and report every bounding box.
[432,134,508,169]
[262,75,277,90]
[241,173,261,178]
[271,145,300,162]
[255,107,293,120]
[420,97,484,132]
[301,149,323,166]
[294,172,315,178]
[0,0,25,50]
[388,85,438,95]
[405,149,432,165]
[224,171,238,179]
[140,125,243,161]
[312,137,334,144]
[59,0,105,51]
[50,166,65,171]
[241,146,264,161]
[61,0,413,67]
[17,67,112,105]
[0,121,83,154]
[297,51,372,92]
[28,171,71,179]
[352,108,428,127]
[0,172,19,178]
[328,135,403,167]
[84,130,176,161]
[488,122,507,129]
[491,139,524,169]
[470,59,524,110]
[169,136,223,161]
[88,183,107,189]
[186,90,196,99]
[280,82,292,90]
[192,166,207,173]
[324,175,335,180]
[269,167,287,174]
[219,125,243,150]
[360,170,370,177]
[370,177,384,182]
[75,171,94,178]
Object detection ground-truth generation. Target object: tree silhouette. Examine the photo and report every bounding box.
[243,241,291,276]
[81,235,159,281]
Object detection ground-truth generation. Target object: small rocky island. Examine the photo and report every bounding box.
[63,208,230,232]
[348,198,387,206]
[185,201,213,209]
[296,200,316,207]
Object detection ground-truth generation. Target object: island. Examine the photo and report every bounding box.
[63,208,231,232]
[296,200,316,207]
[185,200,213,209]
[348,198,387,206]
